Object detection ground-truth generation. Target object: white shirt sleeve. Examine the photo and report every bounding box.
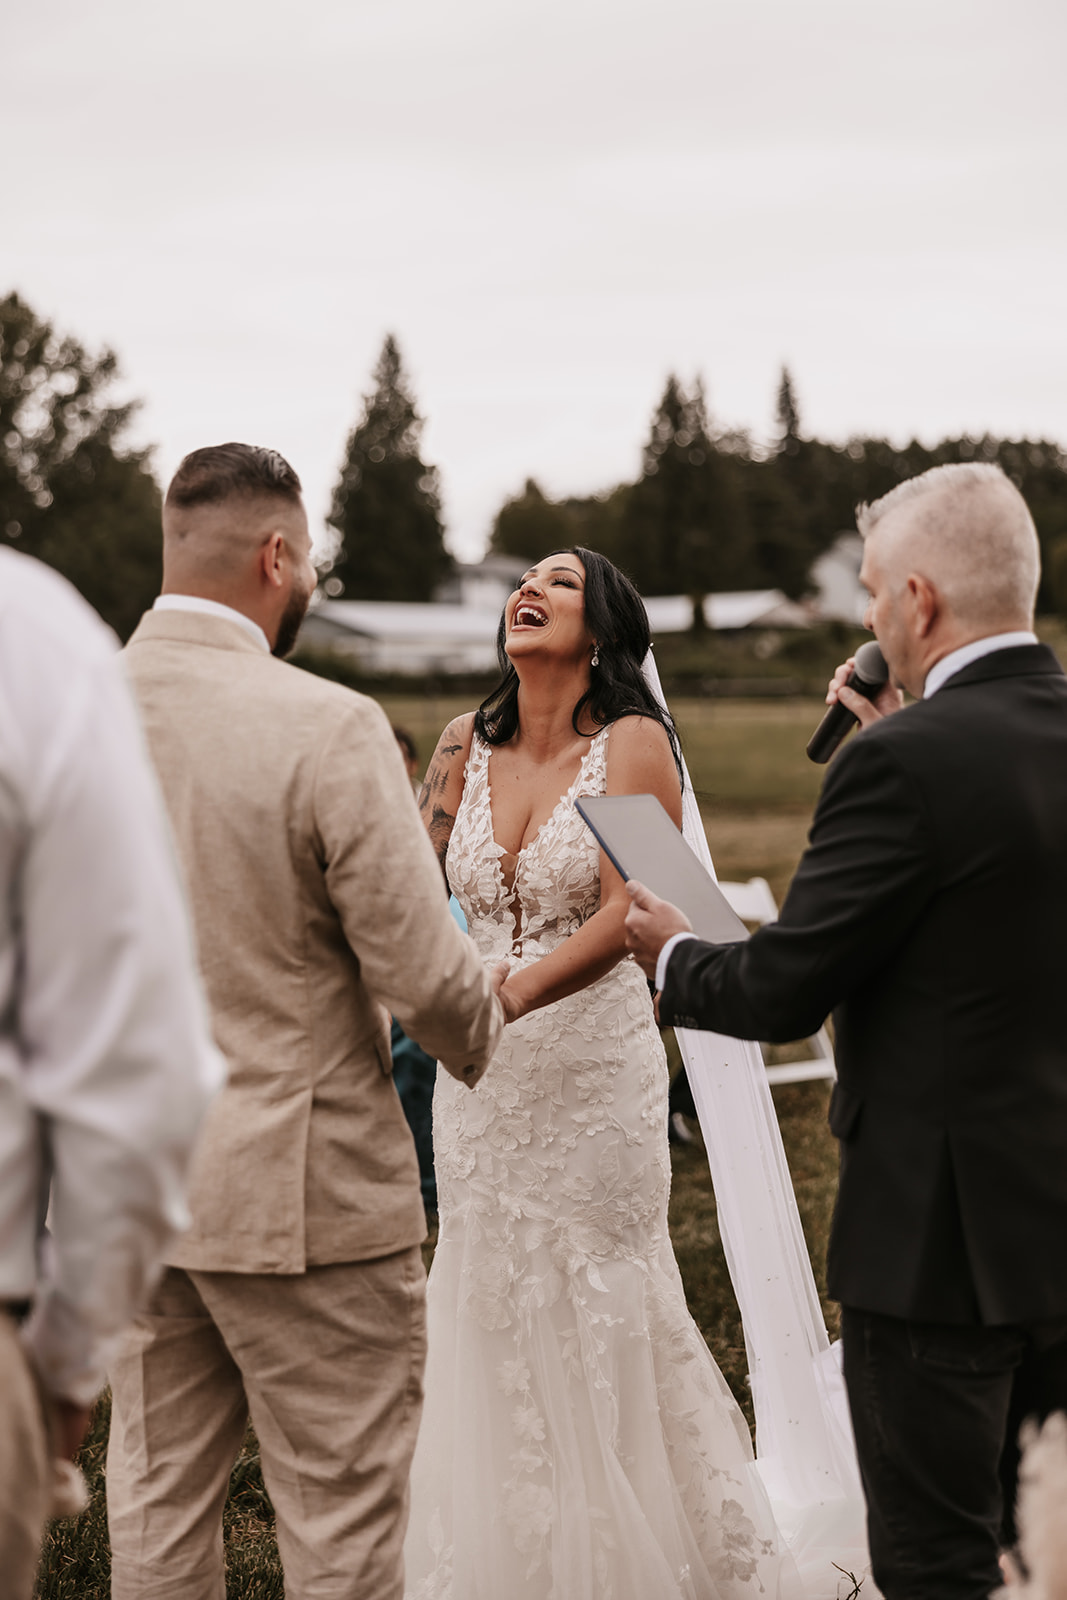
[655,931,698,996]
[0,555,224,1404]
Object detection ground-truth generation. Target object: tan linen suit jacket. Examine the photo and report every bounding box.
[123,609,503,1273]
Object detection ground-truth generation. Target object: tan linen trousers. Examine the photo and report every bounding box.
[107,1250,426,1600]
[0,1311,50,1599]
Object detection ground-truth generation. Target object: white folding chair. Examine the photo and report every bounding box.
[717,877,837,1086]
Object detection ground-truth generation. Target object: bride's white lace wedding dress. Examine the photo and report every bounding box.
[404,727,800,1600]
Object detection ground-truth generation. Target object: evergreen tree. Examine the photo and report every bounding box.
[775,365,801,457]
[1046,538,1067,621]
[733,457,811,598]
[563,483,631,567]
[621,375,746,622]
[327,335,451,600]
[490,478,573,559]
[0,291,161,638]
[767,368,847,593]
[490,478,631,570]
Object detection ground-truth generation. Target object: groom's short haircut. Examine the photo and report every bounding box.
[856,462,1040,630]
[166,443,303,512]
[162,444,307,584]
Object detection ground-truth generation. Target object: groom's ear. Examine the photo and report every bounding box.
[259,532,287,591]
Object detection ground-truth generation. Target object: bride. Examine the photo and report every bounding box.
[405,547,800,1599]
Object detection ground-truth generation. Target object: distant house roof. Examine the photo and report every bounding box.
[297,582,816,676]
[306,600,500,643]
[645,591,811,631]
[298,599,500,674]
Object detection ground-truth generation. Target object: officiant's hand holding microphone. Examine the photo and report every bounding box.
[808,640,903,761]
[627,640,905,977]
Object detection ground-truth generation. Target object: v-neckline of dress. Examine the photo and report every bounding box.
[483,732,607,921]
[486,732,598,857]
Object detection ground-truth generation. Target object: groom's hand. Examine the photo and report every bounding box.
[624,881,692,979]
[490,960,528,1026]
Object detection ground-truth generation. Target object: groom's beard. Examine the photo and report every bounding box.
[273,581,314,659]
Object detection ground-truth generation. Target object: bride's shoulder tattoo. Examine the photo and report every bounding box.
[418,719,469,869]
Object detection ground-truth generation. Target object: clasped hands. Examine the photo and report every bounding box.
[490,960,526,1026]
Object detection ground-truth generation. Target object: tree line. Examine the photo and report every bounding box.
[4,292,1067,639]
[488,370,1067,623]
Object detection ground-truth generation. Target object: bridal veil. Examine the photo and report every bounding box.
[641,650,877,1599]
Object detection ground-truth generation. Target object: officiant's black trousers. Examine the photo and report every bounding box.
[841,1307,1067,1600]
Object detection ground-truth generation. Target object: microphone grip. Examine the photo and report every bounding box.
[806,698,862,764]
[806,641,889,764]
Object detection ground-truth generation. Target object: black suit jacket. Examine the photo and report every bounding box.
[660,644,1067,1325]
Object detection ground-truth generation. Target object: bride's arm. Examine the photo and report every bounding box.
[417,712,476,881]
[498,716,683,1022]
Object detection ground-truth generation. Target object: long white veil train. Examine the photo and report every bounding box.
[641,649,877,1599]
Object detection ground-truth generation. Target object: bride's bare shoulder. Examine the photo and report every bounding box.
[604,715,682,824]
[435,711,478,761]
[604,713,675,762]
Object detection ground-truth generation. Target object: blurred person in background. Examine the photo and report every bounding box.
[393,725,421,793]
[107,443,504,1600]
[390,726,441,1214]
[0,548,222,1599]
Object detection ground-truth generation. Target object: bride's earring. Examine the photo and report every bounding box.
[591,645,600,668]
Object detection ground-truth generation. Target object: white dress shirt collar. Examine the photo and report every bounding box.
[153,595,271,654]
[923,631,1038,699]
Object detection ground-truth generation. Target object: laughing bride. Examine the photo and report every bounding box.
[404,547,802,1600]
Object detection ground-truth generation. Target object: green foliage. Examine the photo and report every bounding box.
[0,291,162,639]
[775,365,801,456]
[833,433,1067,613]
[620,375,748,606]
[1048,539,1067,620]
[490,477,631,573]
[327,335,452,601]
[490,477,572,558]
[731,455,810,598]
[485,371,1067,618]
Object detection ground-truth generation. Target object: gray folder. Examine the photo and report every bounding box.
[576,794,749,945]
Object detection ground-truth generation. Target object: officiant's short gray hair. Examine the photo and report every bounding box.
[856,462,1041,628]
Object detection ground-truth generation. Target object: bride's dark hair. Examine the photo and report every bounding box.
[474,546,682,782]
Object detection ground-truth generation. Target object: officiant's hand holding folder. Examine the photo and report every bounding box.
[576,794,750,950]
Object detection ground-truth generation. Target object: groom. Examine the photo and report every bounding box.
[626,462,1067,1600]
[107,443,505,1600]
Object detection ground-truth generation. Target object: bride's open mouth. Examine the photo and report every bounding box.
[513,604,549,628]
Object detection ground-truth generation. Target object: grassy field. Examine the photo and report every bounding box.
[35,694,839,1599]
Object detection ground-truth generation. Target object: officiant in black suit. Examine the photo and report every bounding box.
[625,462,1067,1600]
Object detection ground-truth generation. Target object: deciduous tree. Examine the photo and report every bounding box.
[0,291,161,638]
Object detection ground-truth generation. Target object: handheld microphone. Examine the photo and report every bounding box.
[806,640,888,764]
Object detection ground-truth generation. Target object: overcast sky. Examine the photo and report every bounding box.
[5,0,1065,560]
